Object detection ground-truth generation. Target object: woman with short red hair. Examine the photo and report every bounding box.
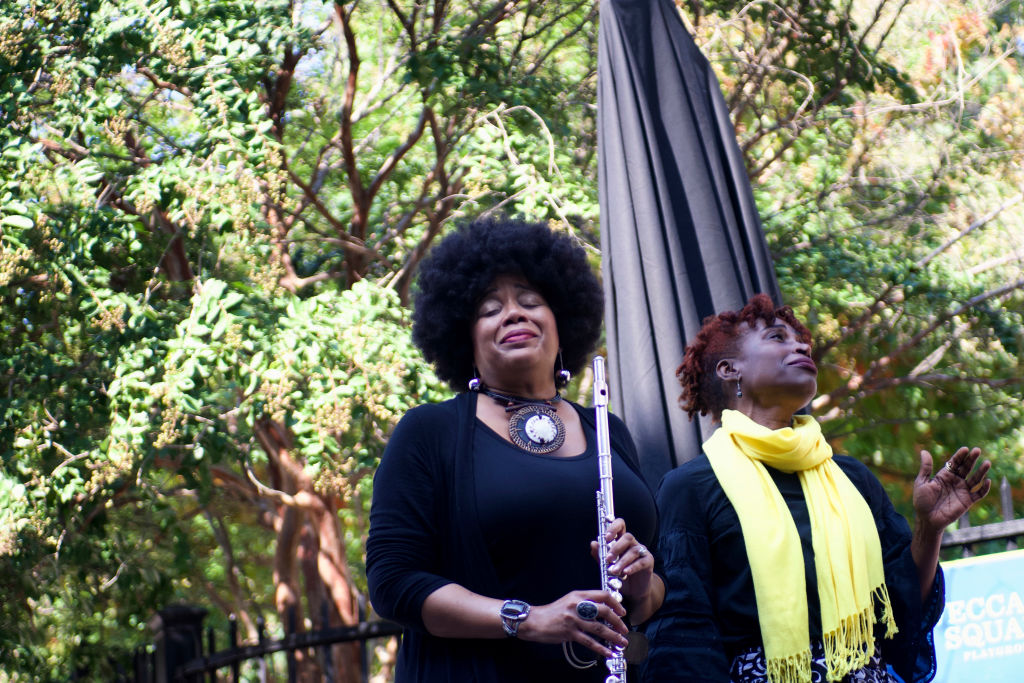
[642,294,990,683]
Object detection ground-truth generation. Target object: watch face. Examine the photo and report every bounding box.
[501,600,529,619]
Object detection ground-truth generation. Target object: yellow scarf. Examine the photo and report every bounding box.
[703,410,897,683]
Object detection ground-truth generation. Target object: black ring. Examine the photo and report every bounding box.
[575,600,599,621]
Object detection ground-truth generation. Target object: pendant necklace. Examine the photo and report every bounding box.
[481,388,565,455]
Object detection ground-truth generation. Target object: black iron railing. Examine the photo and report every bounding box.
[942,476,1022,557]
[130,603,402,683]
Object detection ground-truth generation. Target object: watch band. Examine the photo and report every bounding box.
[499,599,531,637]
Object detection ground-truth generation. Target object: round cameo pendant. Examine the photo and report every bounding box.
[508,405,565,454]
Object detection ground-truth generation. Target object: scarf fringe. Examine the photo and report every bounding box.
[821,584,899,682]
[766,648,812,683]
[874,583,899,639]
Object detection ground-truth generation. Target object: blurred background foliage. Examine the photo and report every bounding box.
[0,0,1021,679]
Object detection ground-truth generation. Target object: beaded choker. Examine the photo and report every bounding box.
[481,388,565,455]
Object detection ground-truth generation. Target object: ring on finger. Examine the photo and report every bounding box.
[944,460,964,479]
[575,599,600,621]
[635,544,648,558]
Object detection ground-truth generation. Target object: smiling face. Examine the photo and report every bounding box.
[721,317,817,421]
[471,273,560,394]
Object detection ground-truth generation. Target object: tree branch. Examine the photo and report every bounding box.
[136,66,194,98]
[916,192,1023,269]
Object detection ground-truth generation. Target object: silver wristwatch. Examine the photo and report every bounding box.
[499,599,531,637]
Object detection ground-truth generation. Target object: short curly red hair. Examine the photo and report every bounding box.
[676,294,811,420]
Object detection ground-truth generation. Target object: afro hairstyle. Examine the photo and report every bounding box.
[676,293,811,420]
[412,217,604,392]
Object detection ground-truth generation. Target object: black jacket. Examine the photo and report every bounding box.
[642,453,943,682]
[366,391,657,682]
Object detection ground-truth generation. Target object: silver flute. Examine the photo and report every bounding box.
[592,356,627,683]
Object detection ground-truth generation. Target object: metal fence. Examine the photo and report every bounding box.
[124,604,403,683]
[941,476,1023,557]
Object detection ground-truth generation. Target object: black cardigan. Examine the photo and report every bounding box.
[641,453,943,682]
[366,391,655,682]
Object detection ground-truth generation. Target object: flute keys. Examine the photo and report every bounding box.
[605,656,627,683]
[608,577,622,591]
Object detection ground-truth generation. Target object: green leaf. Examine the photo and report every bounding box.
[1,214,33,229]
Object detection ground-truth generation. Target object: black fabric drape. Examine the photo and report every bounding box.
[597,0,781,486]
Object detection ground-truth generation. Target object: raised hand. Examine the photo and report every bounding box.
[914,447,992,534]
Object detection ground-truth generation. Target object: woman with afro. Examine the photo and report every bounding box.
[367,217,664,681]
[641,294,991,683]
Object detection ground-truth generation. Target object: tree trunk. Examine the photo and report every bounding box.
[256,417,363,683]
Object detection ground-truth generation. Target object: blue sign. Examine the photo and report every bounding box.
[933,548,1024,682]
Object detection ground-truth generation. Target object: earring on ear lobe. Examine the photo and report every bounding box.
[468,367,482,392]
[735,379,743,398]
[556,350,571,386]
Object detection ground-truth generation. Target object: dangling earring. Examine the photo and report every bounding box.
[468,367,482,392]
[556,350,571,387]
[735,379,743,398]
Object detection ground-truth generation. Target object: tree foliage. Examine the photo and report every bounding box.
[0,0,599,678]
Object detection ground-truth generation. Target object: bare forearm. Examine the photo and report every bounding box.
[624,574,665,625]
[421,584,506,639]
[911,519,944,603]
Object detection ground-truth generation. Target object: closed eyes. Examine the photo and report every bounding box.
[476,296,543,318]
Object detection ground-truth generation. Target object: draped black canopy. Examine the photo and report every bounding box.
[597,0,781,486]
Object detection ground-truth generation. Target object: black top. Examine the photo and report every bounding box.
[474,420,658,678]
[366,392,659,682]
[641,453,944,682]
